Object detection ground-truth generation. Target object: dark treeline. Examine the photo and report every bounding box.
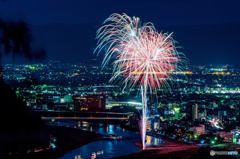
[0,18,46,78]
[0,19,46,158]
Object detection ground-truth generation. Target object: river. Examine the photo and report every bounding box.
[49,120,163,159]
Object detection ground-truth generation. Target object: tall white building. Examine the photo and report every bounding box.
[192,104,198,121]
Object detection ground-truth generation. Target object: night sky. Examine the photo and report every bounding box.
[0,0,240,65]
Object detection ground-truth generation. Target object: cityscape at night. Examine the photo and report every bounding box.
[0,0,240,159]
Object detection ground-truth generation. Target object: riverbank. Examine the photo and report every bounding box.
[0,125,102,159]
[38,125,103,159]
[114,146,205,159]
[58,123,141,159]
[115,142,240,159]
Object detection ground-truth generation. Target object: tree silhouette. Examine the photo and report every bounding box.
[0,18,46,130]
[0,19,46,81]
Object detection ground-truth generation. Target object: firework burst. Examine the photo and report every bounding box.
[95,13,184,149]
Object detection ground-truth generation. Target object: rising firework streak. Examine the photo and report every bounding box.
[95,13,185,149]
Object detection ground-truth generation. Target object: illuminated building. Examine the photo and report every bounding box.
[218,131,233,143]
[192,124,205,135]
[74,94,106,111]
[106,101,142,109]
[232,129,240,144]
[192,104,198,121]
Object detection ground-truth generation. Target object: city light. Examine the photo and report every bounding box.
[1,1,240,159]
[209,118,223,130]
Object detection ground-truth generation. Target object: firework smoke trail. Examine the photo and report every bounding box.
[95,13,184,149]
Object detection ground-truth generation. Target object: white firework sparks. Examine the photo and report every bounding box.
[95,13,185,149]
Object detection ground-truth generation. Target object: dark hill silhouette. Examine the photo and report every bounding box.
[0,19,45,130]
[0,18,46,159]
[0,81,42,131]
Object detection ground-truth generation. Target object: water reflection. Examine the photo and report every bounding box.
[59,123,139,159]
[146,135,164,146]
[61,139,139,159]
[50,121,164,159]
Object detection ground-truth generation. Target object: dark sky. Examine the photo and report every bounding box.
[0,0,240,65]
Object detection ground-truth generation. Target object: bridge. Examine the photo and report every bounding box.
[41,116,129,121]
[39,111,133,122]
